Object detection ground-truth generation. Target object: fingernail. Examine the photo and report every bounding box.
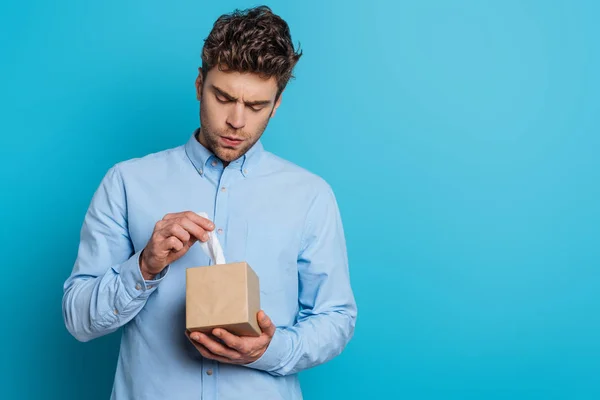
[203,233,209,241]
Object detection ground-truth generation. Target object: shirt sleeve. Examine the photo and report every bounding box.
[62,165,169,342]
[243,183,358,376]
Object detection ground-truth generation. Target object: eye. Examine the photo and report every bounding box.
[215,94,230,103]
[249,106,264,112]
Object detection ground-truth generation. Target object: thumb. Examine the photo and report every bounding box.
[258,311,276,337]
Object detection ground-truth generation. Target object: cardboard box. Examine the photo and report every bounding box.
[186,261,261,338]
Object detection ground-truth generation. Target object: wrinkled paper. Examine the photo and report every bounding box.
[196,212,226,265]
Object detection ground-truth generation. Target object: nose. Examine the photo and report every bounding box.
[226,102,246,130]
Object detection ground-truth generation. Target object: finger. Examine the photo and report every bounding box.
[187,330,212,348]
[164,212,215,232]
[213,328,245,352]
[182,211,215,232]
[177,217,212,242]
[257,311,276,337]
[165,236,184,252]
[159,223,191,243]
[162,212,181,221]
[170,237,198,257]
[155,219,167,230]
[190,340,233,363]
[161,217,209,243]
[190,332,241,360]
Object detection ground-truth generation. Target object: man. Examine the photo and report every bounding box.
[62,5,357,400]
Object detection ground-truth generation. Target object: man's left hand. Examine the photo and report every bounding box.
[188,310,276,365]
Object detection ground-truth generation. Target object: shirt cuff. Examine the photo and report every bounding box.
[242,328,290,373]
[116,250,170,301]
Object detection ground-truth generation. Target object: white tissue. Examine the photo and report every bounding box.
[196,212,226,265]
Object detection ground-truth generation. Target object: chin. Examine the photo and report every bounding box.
[216,148,241,162]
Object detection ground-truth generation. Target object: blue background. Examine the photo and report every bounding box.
[1,0,599,399]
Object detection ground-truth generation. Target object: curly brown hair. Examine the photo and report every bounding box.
[201,5,302,98]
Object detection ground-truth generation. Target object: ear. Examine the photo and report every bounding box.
[270,91,283,118]
[195,68,203,101]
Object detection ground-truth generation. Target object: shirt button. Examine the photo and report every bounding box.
[221,187,227,192]
[113,309,119,315]
[198,168,203,175]
[206,369,213,375]
[211,160,218,167]
[217,228,223,235]
[135,283,142,290]
[243,169,248,175]
[147,285,154,289]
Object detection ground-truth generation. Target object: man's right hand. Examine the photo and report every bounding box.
[140,211,215,280]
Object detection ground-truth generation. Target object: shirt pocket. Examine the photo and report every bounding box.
[242,218,300,296]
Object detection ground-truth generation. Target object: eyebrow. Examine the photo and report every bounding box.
[211,84,272,107]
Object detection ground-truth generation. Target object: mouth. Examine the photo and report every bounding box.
[220,136,244,147]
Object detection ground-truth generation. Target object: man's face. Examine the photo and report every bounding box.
[195,67,282,164]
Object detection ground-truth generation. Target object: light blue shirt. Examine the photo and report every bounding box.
[62,129,357,400]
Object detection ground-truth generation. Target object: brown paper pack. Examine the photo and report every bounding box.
[186,261,261,338]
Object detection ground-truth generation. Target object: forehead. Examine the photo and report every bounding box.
[205,67,278,99]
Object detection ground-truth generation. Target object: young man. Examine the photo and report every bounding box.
[62,6,357,399]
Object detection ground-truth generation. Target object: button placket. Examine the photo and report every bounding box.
[213,168,233,255]
[202,360,217,398]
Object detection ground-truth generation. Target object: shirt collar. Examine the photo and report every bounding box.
[184,127,263,177]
